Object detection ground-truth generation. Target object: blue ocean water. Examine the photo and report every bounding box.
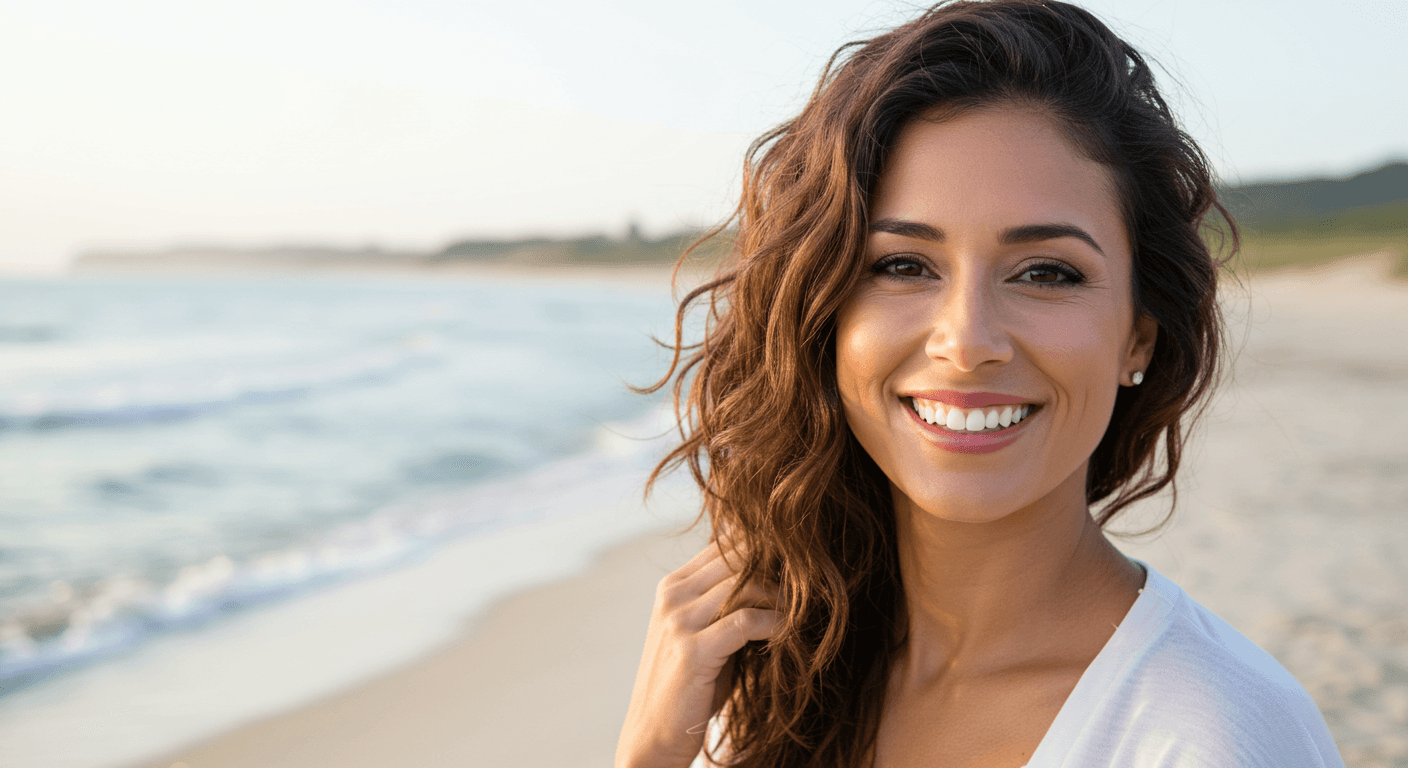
[0,272,681,695]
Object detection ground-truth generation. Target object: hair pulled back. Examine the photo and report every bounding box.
[644,2,1233,765]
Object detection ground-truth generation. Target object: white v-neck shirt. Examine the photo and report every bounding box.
[1017,560,1343,767]
[693,561,1344,767]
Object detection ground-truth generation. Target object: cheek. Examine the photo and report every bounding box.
[834,300,911,417]
[1021,294,1130,375]
[834,300,911,479]
[1021,301,1128,436]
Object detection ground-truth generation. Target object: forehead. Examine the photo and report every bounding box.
[872,105,1127,255]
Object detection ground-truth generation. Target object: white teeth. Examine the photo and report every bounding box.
[911,399,1036,432]
[965,410,985,431]
[946,408,965,430]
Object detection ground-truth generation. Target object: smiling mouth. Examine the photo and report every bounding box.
[905,396,1039,434]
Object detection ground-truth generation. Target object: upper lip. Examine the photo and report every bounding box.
[905,390,1035,408]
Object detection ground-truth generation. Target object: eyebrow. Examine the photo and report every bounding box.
[869,218,1106,256]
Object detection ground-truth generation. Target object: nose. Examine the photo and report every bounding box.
[922,278,1013,372]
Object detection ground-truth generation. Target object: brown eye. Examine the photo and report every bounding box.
[891,260,924,277]
[1015,262,1085,286]
[868,254,932,279]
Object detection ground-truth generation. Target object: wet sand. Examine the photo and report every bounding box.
[135,253,1408,768]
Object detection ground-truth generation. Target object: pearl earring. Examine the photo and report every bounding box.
[1132,371,1144,386]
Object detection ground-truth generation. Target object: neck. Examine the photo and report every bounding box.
[889,467,1143,687]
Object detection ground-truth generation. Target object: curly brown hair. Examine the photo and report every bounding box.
[642,1,1235,765]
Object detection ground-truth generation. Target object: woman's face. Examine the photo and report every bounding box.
[835,105,1157,524]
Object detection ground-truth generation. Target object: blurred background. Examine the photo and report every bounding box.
[0,1,1404,767]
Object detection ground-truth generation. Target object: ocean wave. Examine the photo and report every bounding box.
[0,340,433,431]
[0,529,424,692]
[0,405,675,696]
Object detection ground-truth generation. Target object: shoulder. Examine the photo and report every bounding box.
[1087,566,1344,767]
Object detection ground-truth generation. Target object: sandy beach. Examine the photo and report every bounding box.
[128,253,1408,768]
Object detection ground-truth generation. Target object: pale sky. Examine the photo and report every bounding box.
[0,0,1403,272]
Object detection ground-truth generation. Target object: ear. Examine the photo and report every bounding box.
[1121,312,1158,386]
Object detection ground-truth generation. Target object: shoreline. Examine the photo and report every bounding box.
[132,524,712,768]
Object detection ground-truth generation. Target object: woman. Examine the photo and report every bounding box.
[617,1,1344,766]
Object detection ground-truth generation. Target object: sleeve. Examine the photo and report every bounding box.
[1102,668,1346,767]
[687,715,730,768]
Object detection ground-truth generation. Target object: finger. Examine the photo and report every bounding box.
[696,573,780,619]
[658,540,750,614]
[676,543,750,596]
[672,536,729,581]
[674,570,783,634]
[694,607,784,666]
[680,573,748,630]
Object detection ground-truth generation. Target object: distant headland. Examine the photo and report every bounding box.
[72,221,729,274]
[72,161,1405,275]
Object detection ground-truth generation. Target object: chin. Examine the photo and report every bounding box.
[895,479,1040,525]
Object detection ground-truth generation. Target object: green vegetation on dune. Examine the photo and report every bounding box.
[1214,163,1408,279]
[434,226,731,267]
[1215,201,1408,278]
[1217,161,1408,226]
[1229,229,1408,278]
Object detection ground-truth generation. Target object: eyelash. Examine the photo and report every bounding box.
[869,255,1087,287]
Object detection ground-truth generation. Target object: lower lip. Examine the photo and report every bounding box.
[904,403,1032,454]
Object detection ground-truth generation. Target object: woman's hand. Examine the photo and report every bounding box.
[615,535,783,768]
